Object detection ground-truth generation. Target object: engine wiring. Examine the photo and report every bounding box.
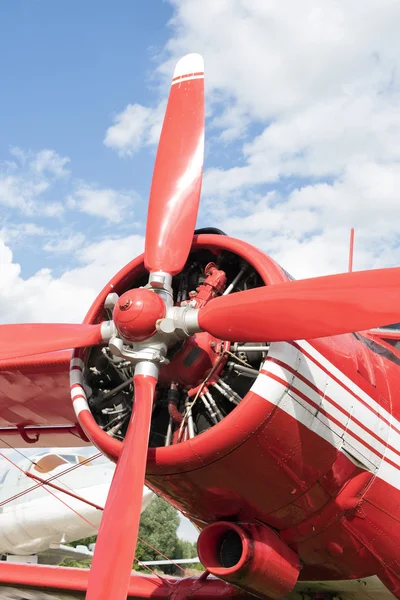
[177,350,227,443]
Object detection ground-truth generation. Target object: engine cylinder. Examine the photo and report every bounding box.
[197,521,300,600]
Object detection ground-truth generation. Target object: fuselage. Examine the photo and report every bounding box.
[147,329,400,596]
[1,236,400,596]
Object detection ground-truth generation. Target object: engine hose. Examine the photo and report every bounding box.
[168,387,183,425]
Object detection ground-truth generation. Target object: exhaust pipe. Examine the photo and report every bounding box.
[197,521,300,600]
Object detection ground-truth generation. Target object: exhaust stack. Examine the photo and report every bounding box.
[197,521,300,600]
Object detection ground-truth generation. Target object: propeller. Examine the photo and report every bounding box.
[83,54,205,600]
[4,266,400,363]
[0,322,108,361]
[196,266,400,342]
[86,371,156,600]
[0,54,205,600]
[145,53,205,276]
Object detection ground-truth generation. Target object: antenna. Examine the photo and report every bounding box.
[348,228,355,273]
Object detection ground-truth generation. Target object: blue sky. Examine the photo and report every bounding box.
[0,1,170,171]
[2,1,264,283]
[0,2,175,277]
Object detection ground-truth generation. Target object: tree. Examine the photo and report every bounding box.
[176,538,203,572]
[135,495,181,573]
[68,535,97,549]
[176,539,197,559]
[61,496,202,574]
[61,535,97,568]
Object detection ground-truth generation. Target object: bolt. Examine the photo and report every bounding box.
[119,297,132,311]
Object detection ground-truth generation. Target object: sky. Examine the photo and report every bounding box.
[1,0,400,542]
[2,0,400,326]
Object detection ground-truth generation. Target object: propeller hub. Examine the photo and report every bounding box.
[113,289,166,342]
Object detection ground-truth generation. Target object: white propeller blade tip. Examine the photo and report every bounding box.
[173,53,204,80]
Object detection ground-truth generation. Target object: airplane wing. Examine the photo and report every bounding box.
[0,350,87,448]
[39,544,202,567]
[0,564,394,599]
[38,543,93,565]
[0,562,251,599]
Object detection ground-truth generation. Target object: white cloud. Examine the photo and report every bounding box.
[0,173,48,213]
[216,160,400,278]
[0,148,69,216]
[8,147,70,179]
[31,149,70,177]
[210,103,250,142]
[67,184,139,223]
[0,222,46,244]
[165,0,400,121]
[0,148,141,224]
[71,235,145,286]
[203,92,400,196]
[104,102,165,156]
[43,232,85,254]
[0,234,145,325]
[41,201,65,217]
[153,0,400,279]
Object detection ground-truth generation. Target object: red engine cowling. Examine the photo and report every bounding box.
[197,521,300,600]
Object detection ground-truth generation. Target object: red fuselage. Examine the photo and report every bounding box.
[1,235,400,596]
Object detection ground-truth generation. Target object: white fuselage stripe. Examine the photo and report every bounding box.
[264,357,400,466]
[297,340,393,425]
[252,342,400,490]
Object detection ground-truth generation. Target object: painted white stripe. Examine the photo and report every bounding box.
[298,340,393,425]
[71,386,86,401]
[73,397,89,417]
[293,342,400,465]
[287,386,379,472]
[257,370,379,473]
[262,359,382,469]
[255,372,343,451]
[267,342,398,452]
[253,342,400,491]
[265,354,400,466]
[251,368,289,406]
[377,456,400,489]
[171,74,204,86]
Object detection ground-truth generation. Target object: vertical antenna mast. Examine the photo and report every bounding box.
[348,227,355,273]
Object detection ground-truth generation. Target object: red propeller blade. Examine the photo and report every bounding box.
[144,53,205,276]
[198,267,400,342]
[0,323,105,360]
[86,372,156,600]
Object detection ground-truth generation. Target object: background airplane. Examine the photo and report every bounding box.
[0,451,153,562]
